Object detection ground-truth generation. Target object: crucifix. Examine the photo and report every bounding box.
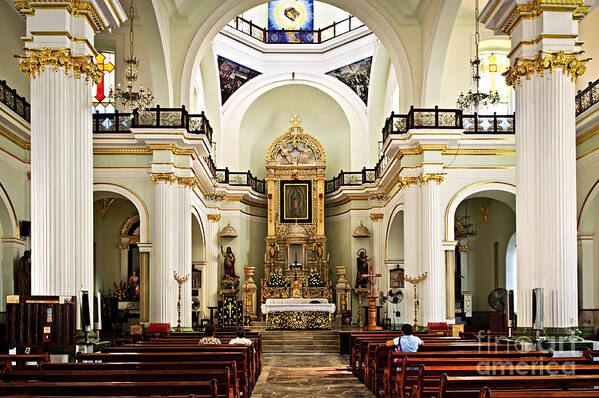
[405,272,427,331]
[363,265,382,331]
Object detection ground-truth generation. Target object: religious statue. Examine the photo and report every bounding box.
[221,246,239,280]
[128,271,140,298]
[16,250,31,295]
[355,250,370,289]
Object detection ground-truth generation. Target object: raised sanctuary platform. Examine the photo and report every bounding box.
[261,298,336,329]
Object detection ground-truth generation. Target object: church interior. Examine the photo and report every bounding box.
[1,0,599,396]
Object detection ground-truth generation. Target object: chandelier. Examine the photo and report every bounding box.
[455,205,478,248]
[456,0,500,112]
[110,1,154,113]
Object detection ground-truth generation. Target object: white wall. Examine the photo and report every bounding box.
[0,0,29,98]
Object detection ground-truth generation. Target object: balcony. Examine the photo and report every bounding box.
[576,78,599,117]
[214,168,266,194]
[0,80,30,122]
[229,15,364,45]
[382,107,515,143]
[93,105,213,143]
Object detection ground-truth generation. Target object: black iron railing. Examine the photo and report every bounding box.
[214,167,266,194]
[576,78,599,116]
[204,156,217,179]
[382,106,515,142]
[0,80,30,122]
[229,15,365,44]
[324,167,376,194]
[93,105,213,142]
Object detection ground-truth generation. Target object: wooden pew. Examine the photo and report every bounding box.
[2,368,234,398]
[480,388,599,397]
[0,353,49,369]
[437,374,599,398]
[0,380,218,397]
[40,361,240,398]
[77,352,250,398]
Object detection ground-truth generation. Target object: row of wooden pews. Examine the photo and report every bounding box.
[0,329,262,397]
[349,331,599,398]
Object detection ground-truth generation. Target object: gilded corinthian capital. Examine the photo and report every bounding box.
[504,50,590,86]
[15,47,103,83]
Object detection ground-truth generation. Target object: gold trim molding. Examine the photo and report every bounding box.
[15,47,102,83]
[399,176,420,187]
[504,50,590,86]
[207,214,221,222]
[500,0,589,34]
[177,176,196,187]
[14,0,106,32]
[420,174,445,184]
[370,213,383,221]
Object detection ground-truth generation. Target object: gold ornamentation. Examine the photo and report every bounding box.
[204,192,226,202]
[219,221,238,238]
[265,114,326,164]
[15,47,102,83]
[370,213,383,221]
[150,173,176,184]
[505,50,590,86]
[207,214,221,222]
[352,221,371,238]
[14,0,105,32]
[176,176,196,187]
[500,0,589,34]
[399,176,420,187]
[420,174,444,184]
[265,311,332,329]
[120,212,140,236]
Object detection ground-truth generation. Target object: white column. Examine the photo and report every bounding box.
[1,238,26,312]
[370,213,386,296]
[205,215,221,308]
[401,178,420,326]
[420,176,445,323]
[177,182,192,327]
[484,0,588,331]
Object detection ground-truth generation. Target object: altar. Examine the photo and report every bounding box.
[261,298,336,329]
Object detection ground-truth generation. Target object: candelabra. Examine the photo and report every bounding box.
[405,273,427,331]
[173,271,190,333]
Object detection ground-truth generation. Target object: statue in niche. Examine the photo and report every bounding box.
[355,250,370,289]
[16,250,31,295]
[221,246,239,281]
[128,271,140,298]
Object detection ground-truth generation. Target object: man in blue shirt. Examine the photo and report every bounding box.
[385,323,423,352]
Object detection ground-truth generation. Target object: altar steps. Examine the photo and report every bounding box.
[253,327,340,353]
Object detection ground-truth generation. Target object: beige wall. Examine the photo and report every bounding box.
[387,211,403,261]
[577,8,599,90]
[0,1,29,99]
[238,84,351,179]
[456,198,516,312]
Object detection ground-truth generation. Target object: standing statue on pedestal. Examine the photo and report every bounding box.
[16,250,31,295]
[128,271,140,298]
[221,246,239,281]
[355,250,370,289]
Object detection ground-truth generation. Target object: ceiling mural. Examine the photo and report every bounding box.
[217,56,262,104]
[268,0,314,43]
[326,57,372,105]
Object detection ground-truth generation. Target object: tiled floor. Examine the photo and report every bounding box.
[251,354,375,398]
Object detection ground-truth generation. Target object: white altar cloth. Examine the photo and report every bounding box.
[261,298,336,314]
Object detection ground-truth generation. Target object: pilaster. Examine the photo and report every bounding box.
[205,214,221,308]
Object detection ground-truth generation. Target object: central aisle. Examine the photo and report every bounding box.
[250,354,375,398]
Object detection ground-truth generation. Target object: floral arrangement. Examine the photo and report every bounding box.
[307,271,326,287]
[267,272,288,287]
[113,281,127,301]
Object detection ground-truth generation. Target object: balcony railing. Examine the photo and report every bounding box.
[229,15,365,44]
[0,80,30,122]
[215,168,266,194]
[324,167,377,194]
[382,107,516,142]
[93,105,213,142]
[576,78,599,116]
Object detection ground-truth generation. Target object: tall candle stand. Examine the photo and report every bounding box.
[173,270,190,333]
[405,272,427,331]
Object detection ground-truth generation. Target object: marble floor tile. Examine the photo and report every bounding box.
[251,354,375,398]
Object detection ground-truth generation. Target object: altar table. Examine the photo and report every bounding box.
[261,299,336,329]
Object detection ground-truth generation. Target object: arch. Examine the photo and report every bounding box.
[180,0,415,112]
[93,183,149,243]
[384,202,404,260]
[191,206,207,262]
[0,181,19,238]
[221,76,367,169]
[445,182,516,241]
[578,177,599,233]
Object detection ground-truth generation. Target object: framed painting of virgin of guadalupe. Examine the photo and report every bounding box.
[280,180,312,223]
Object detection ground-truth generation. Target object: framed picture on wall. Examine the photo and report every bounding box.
[390,267,404,288]
[280,180,312,223]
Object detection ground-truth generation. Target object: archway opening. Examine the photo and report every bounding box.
[385,209,404,329]
[93,192,141,335]
[191,212,206,329]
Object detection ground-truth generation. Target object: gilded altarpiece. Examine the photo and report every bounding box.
[260,116,333,311]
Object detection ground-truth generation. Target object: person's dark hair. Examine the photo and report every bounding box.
[236,327,245,338]
[401,323,413,335]
[205,324,216,337]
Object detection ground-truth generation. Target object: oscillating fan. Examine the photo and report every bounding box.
[387,288,404,328]
[488,288,508,312]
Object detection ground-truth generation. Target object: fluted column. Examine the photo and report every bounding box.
[401,178,420,325]
[483,0,590,331]
[370,213,386,295]
[177,180,193,327]
[205,214,221,308]
[419,175,445,323]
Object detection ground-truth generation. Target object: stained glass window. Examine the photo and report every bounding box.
[93,51,116,113]
[479,51,512,112]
